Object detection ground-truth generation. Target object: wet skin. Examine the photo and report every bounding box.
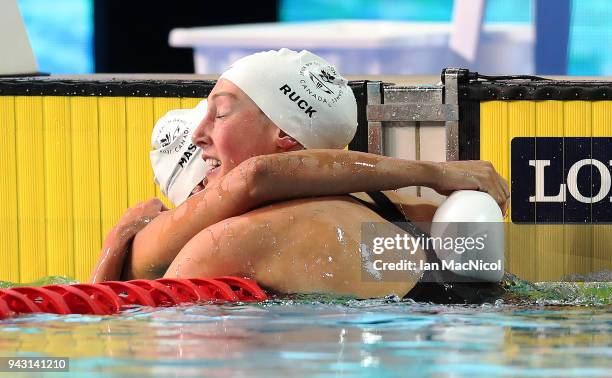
[107,79,508,298]
[123,80,433,297]
[165,194,432,299]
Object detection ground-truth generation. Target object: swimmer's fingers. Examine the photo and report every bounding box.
[489,172,510,216]
[473,161,507,213]
[118,198,167,233]
[139,198,168,219]
[493,176,509,215]
[502,195,510,217]
[498,176,510,216]
[500,176,510,199]
[496,189,508,217]
[488,172,506,213]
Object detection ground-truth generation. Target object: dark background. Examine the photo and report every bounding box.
[511,137,612,224]
[94,1,279,73]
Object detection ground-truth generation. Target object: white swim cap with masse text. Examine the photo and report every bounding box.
[150,99,210,205]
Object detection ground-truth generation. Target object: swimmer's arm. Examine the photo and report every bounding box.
[125,163,267,280]
[89,227,134,283]
[248,149,509,210]
[127,149,507,279]
[90,199,167,283]
[127,148,429,279]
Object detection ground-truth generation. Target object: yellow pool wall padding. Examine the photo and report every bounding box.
[0,96,202,283]
[480,100,612,282]
[1,95,611,282]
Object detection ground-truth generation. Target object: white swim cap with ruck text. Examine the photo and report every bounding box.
[220,48,357,149]
[150,99,211,206]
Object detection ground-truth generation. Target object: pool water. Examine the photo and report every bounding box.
[1,277,611,377]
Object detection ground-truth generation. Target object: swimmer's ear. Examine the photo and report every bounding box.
[276,130,303,151]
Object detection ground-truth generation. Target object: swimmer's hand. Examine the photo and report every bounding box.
[115,198,169,238]
[432,160,510,215]
[89,198,168,283]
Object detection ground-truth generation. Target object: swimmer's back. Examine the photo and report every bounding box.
[194,194,427,298]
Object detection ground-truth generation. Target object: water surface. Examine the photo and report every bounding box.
[1,295,610,377]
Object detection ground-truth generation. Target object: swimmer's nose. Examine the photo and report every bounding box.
[192,113,212,147]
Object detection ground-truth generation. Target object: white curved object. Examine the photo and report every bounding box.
[431,190,504,282]
[1,0,38,75]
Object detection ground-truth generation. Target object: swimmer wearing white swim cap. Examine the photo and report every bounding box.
[93,49,509,303]
[220,48,357,149]
[150,99,211,205]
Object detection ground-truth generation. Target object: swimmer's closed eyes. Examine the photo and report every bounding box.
[210,91,239,119]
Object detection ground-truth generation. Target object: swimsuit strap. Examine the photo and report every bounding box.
[362,191,437,262]
[350,191,503,304]
[365,191,410,223]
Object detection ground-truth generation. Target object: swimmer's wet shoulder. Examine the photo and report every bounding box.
[164,192,430,299]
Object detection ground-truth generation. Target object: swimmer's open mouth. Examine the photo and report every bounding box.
[205,158,221,169]
[190,177,207,196]
[188,156,222,198]
[204,157,222,179]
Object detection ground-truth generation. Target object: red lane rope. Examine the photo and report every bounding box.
[0,289,42,313]
[155,278,209,303]
[0,276,267,319]
[127,280,178,307]
[98,281,157,307]
[44,285,107,315]
[70,284,123,314]
[0,297,14,319]
[188,278,239,301]
[214,276,268,301]
[9,287,72,315]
